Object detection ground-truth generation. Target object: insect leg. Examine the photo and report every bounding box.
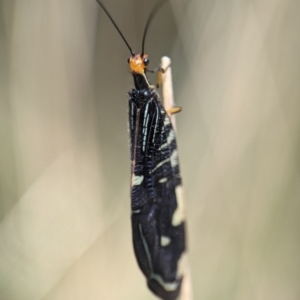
[167,106,182,115]
[146,64,170,88]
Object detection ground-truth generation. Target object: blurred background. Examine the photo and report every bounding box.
[0,0,300,299]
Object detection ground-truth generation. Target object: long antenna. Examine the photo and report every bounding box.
[141,0,169,56]
[95,0,134,56]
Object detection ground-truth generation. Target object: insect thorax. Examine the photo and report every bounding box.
[132,72,152,90]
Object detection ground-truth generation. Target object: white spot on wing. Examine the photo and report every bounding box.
[142,113,150,152]
[131,175,144,186]
[143,103,149,128]
[139,224,179,292]
[139,224,153,270]
[172,185,185,226]
[159,177,167,183]
[160,236,171,246]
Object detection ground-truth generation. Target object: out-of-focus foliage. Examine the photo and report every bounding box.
[0,0,299,299]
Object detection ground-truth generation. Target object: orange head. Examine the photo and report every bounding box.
[128,54,150,74]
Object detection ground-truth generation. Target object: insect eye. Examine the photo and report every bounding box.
[143,57,150,66]
[127,57,131,64]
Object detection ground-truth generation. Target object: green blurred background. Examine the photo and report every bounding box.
[0,0,300,299]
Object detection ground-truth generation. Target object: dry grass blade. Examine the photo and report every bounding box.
[161,56,193,300]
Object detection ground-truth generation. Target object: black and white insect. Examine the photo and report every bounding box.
[96,1,186,299]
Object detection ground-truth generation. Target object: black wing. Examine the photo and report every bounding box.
[129,88,185,300]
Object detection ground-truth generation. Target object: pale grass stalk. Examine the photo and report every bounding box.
[161,56,193,300]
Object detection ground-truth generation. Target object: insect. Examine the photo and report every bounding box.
[95,1,186,299]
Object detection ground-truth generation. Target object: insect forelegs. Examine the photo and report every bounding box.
[146,64,171,88]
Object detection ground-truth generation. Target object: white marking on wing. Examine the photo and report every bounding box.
[164,116,170,126]
[150,274,178,292]
[172,185,185,226]
[170,150,178,168]
[159,142,168,150]
[131,175,144,186]
[142,113,150,152]
[160,236,171,247]
[159,177,167,183]
[167,130,175,145]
